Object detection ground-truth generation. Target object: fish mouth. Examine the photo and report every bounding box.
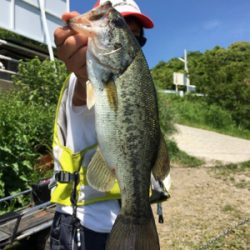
[69,18,123,73]
[68,1,112,36]
[68,15,96,37]
[68,2,123,72]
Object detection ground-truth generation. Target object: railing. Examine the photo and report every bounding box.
[0,184,54,248]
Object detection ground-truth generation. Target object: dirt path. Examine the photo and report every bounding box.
[155,166,250,250]
[155,125,250,250]
[172,124,250,164]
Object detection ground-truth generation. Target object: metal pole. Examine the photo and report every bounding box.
[184,49,188,73]
[66,0,70,12]
[38,0,55,61]
[0,189,32,203]
[10,0,15,30]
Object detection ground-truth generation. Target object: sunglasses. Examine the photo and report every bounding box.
[135,35,147,47]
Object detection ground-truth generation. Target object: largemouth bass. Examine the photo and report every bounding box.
[69,2,170,249]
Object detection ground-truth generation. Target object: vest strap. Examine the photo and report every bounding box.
[55,171,79,183]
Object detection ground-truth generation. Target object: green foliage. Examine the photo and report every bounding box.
[0,92,55,198]
[161,94,250,139]
[12,57,68,106]
[166,140,204,167]
[157,92,176,135]
[151,59,183,89]
[165,94,235,129]
[0,58,67,210]
[202,42,250,129]
[152,41,250,130]
[203,104,234,129]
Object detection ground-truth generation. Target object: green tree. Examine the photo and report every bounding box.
[202,42,250,129]
[151,41,250,130]
[152,59,183,89]
[13,57,68,106]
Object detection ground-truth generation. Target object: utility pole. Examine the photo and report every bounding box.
[178,49,190,92]
[178,49,188,73]
[174,50,196,94]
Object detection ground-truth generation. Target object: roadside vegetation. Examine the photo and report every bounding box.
[152,41,250,134]
[0,58,67,212]
[159,93,250,140]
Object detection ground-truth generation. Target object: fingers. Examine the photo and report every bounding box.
[54,11,89,79]
[54,11,81,47]
[54,26,76,47]
[56,32,88,61]
[61,11,80,22]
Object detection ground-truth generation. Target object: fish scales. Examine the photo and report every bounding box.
[96,53,159,211]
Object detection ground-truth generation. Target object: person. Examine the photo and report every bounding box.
[49,0,170,249]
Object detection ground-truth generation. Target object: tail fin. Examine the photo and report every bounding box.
[106,214,160,250]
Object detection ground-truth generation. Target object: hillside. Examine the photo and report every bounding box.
[152,41,250,131]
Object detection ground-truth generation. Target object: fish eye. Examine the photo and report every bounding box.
[111,17,125,28]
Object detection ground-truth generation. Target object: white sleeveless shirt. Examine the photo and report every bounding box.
[56,74,120,233]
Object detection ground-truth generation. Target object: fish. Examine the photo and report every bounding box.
[69,1,170,249]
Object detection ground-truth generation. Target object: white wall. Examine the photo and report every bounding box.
[0,0,69,46]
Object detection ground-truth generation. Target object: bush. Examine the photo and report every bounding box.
[0,58,68,210]
[13,57,68,106]
[205,104,235,129]
[152,42,250,131]
[0,92,55,199]
[157,92,176,135]
[165,94,235,128]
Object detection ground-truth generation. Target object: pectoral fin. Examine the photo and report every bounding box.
[152,132,170,180]
[104,81,118,111]
[86,80,96,110]
[87,147,116,192]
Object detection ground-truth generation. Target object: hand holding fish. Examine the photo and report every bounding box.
[54,12,88,88]
[54,12,89,105]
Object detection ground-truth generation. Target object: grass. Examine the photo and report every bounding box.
[161,93,250,140]
[211,161,250,190]
[167,139,204,168]
[200,222,250,250]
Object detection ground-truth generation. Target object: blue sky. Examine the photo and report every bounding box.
[70,0,250,68]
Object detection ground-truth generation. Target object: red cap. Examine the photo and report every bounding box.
[94,0,154,28]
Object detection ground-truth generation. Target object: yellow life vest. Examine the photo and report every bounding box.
[50,76,121,206]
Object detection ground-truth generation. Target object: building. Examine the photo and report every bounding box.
[0,0,69,89]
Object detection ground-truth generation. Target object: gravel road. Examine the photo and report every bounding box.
[172,124,250,164]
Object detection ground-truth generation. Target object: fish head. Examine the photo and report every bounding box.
[69,1,140,89]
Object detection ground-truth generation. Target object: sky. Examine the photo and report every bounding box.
[70,0,250,69]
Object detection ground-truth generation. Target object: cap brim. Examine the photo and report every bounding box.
[121,12,154,29]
